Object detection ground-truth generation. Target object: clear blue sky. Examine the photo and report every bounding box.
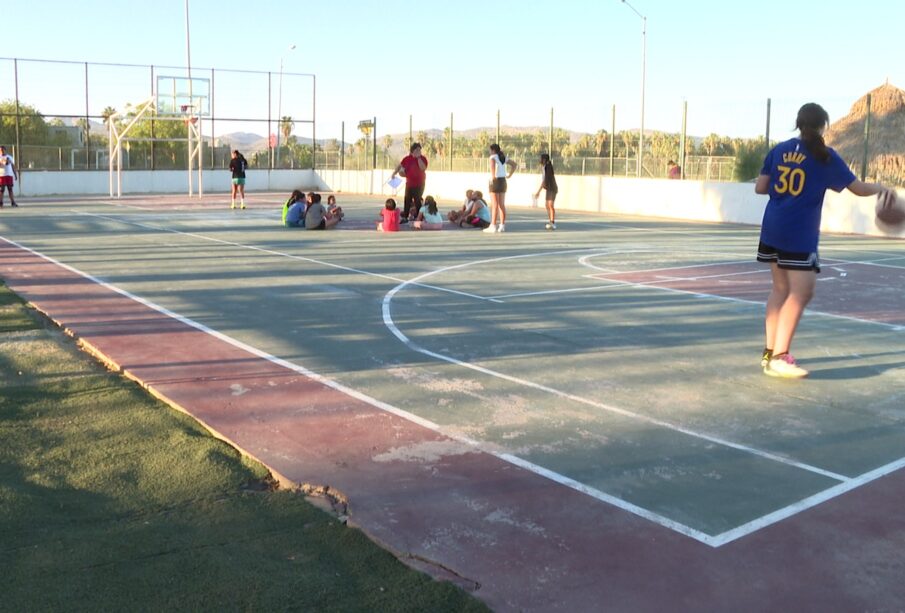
[4,0,903,141]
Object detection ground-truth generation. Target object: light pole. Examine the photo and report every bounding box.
[276,44,296,168]
[621,0,646,178]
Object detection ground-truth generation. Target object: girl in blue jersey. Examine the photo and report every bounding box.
[755,103,893,378]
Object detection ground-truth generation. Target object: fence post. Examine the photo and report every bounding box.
[150,65,156,171]
[496,109,500,145]
[210,67,215,170]
[267,71,273,170]
[13,59,21,175]
[765,97,771,155]
[679,100,687,179]
[609,104,615,176]
[548,107,553,155]
[449,112,454,171]
[861,93,872,181]
[84,62,91,170]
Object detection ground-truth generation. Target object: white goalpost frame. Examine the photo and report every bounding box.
[107,75,210,198]
[106,100,203,198]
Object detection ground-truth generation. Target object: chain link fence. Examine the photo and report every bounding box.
[2,56,900,186]
[0,57,315,173]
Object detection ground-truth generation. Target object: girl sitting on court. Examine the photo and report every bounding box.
[282,190,307,227]
[447,189,474,224]
[377,198,401,232]
[413,196,444,230]
[304,193,342,230]
[460,190,491,229]
[326,194,344,221]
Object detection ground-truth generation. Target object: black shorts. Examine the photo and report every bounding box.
[545,190,558,202]
[757,241,820,272]
[489,177,507,194]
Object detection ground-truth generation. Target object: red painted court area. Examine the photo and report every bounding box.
[594,259,905,326]
[3,235,905,611]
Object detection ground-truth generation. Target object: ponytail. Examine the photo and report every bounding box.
[490,143,506,164]
[795,103,830,163]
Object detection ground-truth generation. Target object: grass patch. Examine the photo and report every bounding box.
[0,282,488,612]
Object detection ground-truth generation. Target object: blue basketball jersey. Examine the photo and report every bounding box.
[759,138,855,252]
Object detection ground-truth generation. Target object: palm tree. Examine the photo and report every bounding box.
[594,130,608,157]
[621,131,635,157]
[101,106,117,124]
[701,133,721,156]
[280,116,293,143]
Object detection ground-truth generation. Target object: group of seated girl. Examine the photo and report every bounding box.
[377,195,445,232]
[283,191,344,230]
[447,189,492,229]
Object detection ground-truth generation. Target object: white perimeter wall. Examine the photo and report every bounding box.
[14,168,902,239]
[16,169,328,197]
[318,169,904,239]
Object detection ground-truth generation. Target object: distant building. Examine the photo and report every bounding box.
[48,124,85,146]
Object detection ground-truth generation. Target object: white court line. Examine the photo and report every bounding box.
[73,213,900,461]
[17,215,905,546]
[380,257,853,485]
[708,454,905,547]
[73,211,502,304]
[533,251,905,331]
[379,250,905,546]
[2,233,741,546]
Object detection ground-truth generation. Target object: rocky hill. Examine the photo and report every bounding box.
[825,82,905,184]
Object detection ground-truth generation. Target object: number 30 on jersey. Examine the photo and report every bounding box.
[775,165,805,196]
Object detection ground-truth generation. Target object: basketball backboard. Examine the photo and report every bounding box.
[156,75,211,116]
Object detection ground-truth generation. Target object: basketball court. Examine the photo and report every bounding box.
[2,193,904,610]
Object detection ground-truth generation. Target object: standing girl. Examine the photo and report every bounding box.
[755,102,893,378]
[229,150,249,209]
[534,153,558,230]
[484,143,516,233]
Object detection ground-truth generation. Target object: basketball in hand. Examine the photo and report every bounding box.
[875,190,905,231]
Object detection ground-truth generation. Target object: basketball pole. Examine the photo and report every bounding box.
[276,44,296,169]
[184,0,196,197]
[621,0,646,179]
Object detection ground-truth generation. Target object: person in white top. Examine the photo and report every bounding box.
[484,143,516,233]
[0,146,19,207]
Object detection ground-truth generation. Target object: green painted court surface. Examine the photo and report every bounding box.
[4,194,905,545]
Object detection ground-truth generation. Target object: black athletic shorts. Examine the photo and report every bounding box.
[757,241,820,272]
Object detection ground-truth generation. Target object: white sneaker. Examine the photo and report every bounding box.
[764,354,809,379]
[497,224,506,233]
[550,223,556,230]
[482,225,497,233]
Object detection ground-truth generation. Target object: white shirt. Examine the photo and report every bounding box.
[0,154,14,177]
[490,154,508,178]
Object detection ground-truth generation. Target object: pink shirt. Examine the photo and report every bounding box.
[380,208,401,232]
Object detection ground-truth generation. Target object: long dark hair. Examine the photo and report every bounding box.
[490,143,506,164]
[287,189,304,205]
[540,153,551,166]
[795,103,830,163]
[424,196,438,215]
